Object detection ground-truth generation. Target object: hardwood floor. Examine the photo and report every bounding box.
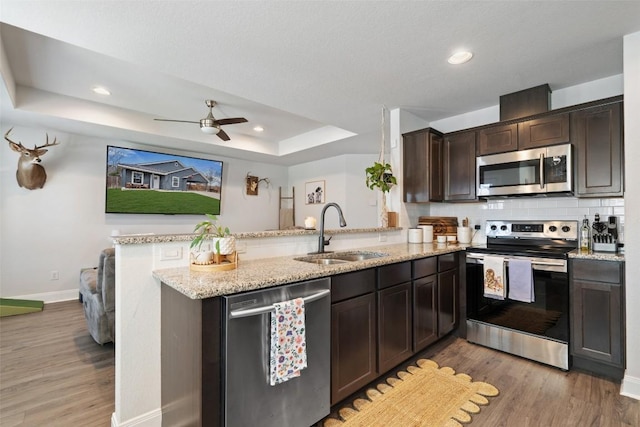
[2,302,639,427]
[323,334,640,426]
[0,301,114,427]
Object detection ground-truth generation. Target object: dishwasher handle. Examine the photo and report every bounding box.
[229,289,330,319]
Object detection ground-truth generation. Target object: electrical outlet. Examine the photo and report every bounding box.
[378,234,387,242]
[50,270,59,281]
[474,225,481,230]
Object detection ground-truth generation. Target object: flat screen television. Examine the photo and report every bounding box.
[105,145,223,215]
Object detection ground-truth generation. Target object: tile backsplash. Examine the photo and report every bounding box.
[423,197,625,244]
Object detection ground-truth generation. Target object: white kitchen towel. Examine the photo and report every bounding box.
[508,259,535,303]
[483,256,506,300]
[269,297,307,386]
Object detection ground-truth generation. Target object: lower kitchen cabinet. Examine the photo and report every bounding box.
[377,262,412,374]
[413,273,438,352]
[377,282,412,374]
[438,268,458,336]
[570,258,625,379]
[331,269,377,404]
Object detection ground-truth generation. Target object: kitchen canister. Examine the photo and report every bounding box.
[408,228,423,243]
[418,225,434,243]
[457,226,472,244]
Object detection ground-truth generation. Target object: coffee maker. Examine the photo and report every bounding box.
[592,214,618,252]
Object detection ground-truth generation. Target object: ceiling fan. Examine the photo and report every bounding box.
[154,100,248,141]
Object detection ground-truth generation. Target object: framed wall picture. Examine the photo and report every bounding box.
[246,175,259,195]
[305,180,325,204]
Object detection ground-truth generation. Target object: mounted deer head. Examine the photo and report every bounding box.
[5,128,60,190]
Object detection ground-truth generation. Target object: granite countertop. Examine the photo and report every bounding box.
[153,242,468,299]
[568,250,625,261]
[113,226,402,245]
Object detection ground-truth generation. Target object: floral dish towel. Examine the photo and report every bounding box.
[269,297,307,386]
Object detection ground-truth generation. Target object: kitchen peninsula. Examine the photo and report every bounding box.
[153,233,467,426]
[111,226,419,426]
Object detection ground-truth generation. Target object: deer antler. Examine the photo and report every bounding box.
[4,127,23,148]
[35,133,60,150]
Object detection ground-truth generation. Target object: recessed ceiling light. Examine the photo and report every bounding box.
[447,51,473,65]
[253,126,264,132]
[92,86,111,95]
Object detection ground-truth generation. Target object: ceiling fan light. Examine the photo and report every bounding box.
[201,126,220,135]
[200,118,221,134]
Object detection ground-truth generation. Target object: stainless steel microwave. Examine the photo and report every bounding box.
[477,144,573,197]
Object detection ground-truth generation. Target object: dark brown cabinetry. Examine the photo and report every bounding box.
[478,123,518,155]
[331,269,377,404]
[573,101,624,197]
[570,259,625,379]
[437,253,459,336]
[402,128,444,202]
[443,131,477,201]
[518,113,570,149]
[377,262,412,374]
[412,257,438,352]
[161,285,222,426]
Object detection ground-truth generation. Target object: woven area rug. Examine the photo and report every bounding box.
[323,359,499,427]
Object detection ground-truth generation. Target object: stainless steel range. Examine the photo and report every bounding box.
[465,219,578,370]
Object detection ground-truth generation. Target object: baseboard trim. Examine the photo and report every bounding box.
[111,409,162,427]
[621,373,640,401]
[6,289,79,304]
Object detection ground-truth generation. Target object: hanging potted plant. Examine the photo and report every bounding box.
[365,161,397,227]
[190,214,235,264]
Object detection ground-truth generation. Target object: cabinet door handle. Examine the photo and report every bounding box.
[540,153,545,189]
[229,289,330,319]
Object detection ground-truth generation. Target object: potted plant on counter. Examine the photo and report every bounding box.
[365,161,397,227]
[190,214,236,265]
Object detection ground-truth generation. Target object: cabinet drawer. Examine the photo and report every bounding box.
[571,259,623,284]
[331,269,376,303]
[413,257,437,279]
[438,253,459,272]
[377,262,411,289]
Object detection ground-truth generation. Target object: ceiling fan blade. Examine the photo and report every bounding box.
[216,129,231,141]
[214,117,248,126]
[154,119,200,124]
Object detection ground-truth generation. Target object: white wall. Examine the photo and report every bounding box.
[288,153,378,229]
[622,31,640,399]
[0,125,288,300]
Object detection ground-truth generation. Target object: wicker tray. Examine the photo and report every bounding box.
[190,252,237,271]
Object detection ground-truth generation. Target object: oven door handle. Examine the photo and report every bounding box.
[466,253,566,270]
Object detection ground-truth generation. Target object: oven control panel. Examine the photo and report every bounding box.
[486,220,578,240]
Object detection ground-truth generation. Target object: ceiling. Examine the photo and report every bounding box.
[1,1,640,166]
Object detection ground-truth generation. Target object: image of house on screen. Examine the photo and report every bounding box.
[117,160,212,192]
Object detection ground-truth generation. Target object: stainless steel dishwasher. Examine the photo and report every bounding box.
[222,278,331,427]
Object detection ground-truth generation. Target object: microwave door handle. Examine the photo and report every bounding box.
[539,153,545,189]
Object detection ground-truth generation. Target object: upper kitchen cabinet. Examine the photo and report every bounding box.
[573,99,624,197]
[518,113,570,149]
[478,113,570,155]
[477,123,518,155]
[444,131,477,201]
[402,128,444,202]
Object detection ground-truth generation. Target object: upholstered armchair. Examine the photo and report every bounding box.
[79,247,115,344]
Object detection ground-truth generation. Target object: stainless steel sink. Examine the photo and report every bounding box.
[302,258,350,265]
[294,251,388,264]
